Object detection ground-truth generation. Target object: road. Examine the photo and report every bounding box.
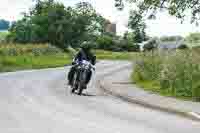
[0,61,199,133]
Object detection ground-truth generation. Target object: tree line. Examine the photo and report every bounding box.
[4,0,148,52]
[7,0,106,49]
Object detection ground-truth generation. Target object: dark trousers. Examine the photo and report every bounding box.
[68,66,92,85]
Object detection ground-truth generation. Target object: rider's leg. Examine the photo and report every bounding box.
[68,66,76,85]
[86,70,92,84]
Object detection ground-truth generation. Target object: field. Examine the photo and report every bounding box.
[0,31,8,42]
[94,50,139,60]
[0,43,137,72]
[0,43,72,72]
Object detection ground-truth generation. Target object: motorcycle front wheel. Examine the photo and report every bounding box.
[71,73,78,93]
[77,71,87,95]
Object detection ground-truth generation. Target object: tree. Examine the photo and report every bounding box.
[128,10,147,43]
[123,31,135,43]
[75,2,106,38]
[115,0,200,24]
[8,16,32,43]
[8,0,51,43]
[0,19,10,30]
[186,33,200,43]
[48,1,105,49]
[96,35,114,50]
[8,0,106,50]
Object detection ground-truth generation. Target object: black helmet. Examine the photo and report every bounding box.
[80,41,92,50]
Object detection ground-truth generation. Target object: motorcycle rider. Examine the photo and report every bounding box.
[68,41,96,87]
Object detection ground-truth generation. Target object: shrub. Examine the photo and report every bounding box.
[178,44,188,49]
[143,39,158,51]
[96,35,140,52]
[96,35,114,50]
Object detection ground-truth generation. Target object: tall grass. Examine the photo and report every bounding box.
[0,32,8,42]
[0,43,71,72]
[0,43,63,56]
[133,49,200,101]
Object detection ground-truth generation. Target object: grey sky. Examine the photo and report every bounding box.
[0,0,200,36]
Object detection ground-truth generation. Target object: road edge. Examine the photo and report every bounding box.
[98,66,200,122]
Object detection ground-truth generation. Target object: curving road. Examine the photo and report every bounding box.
[0,61,199,133]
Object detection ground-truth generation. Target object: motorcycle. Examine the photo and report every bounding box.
[70,60,95,95]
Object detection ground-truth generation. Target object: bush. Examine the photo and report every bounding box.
[118,40,139,52]
[126,43,140,52]
[96,35,140,52]
[96,35,114,50]
[178,44,188,49]
[186,33,200,43]
[143,41,157,51]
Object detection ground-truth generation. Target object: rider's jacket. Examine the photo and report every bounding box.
[73,49,96,65]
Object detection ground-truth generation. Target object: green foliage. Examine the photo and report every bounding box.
[160,36,183,42]
[96,34,140,52]
[119,39,140,52]
[143,38,158,51]
[128,10,147,43]
[0,54,71,72]
[187,33,200,42]
[133,50,200,101]
[0,32,9,42]
[0,43,71,72]
[177,44,188,49]
[94,50,139,60]
[0,43,139,72]
[6,0,139,52]
[8,0,50,43]
[96,35,114,50]
[115,0,200,24]
[0,43,62,56]
[186,33,200,47]
[8,0,106,50]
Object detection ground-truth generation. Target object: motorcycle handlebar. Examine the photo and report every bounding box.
[73,60,95,71]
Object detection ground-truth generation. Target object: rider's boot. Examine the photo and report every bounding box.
[83,84,87,89]
[68,79,73,86]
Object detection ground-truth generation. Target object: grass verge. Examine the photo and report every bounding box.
[0,54,71,72]
[132,72,192,101]
[0,44,138,73]
[132,50,200,102]
[94,50,139,60]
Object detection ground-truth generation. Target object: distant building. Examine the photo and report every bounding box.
[157,40,185,50]
[104,20,116,35]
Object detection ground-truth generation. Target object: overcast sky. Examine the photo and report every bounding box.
[1,0,200,37]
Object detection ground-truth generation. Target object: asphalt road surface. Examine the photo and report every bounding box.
[0,61,199,133]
